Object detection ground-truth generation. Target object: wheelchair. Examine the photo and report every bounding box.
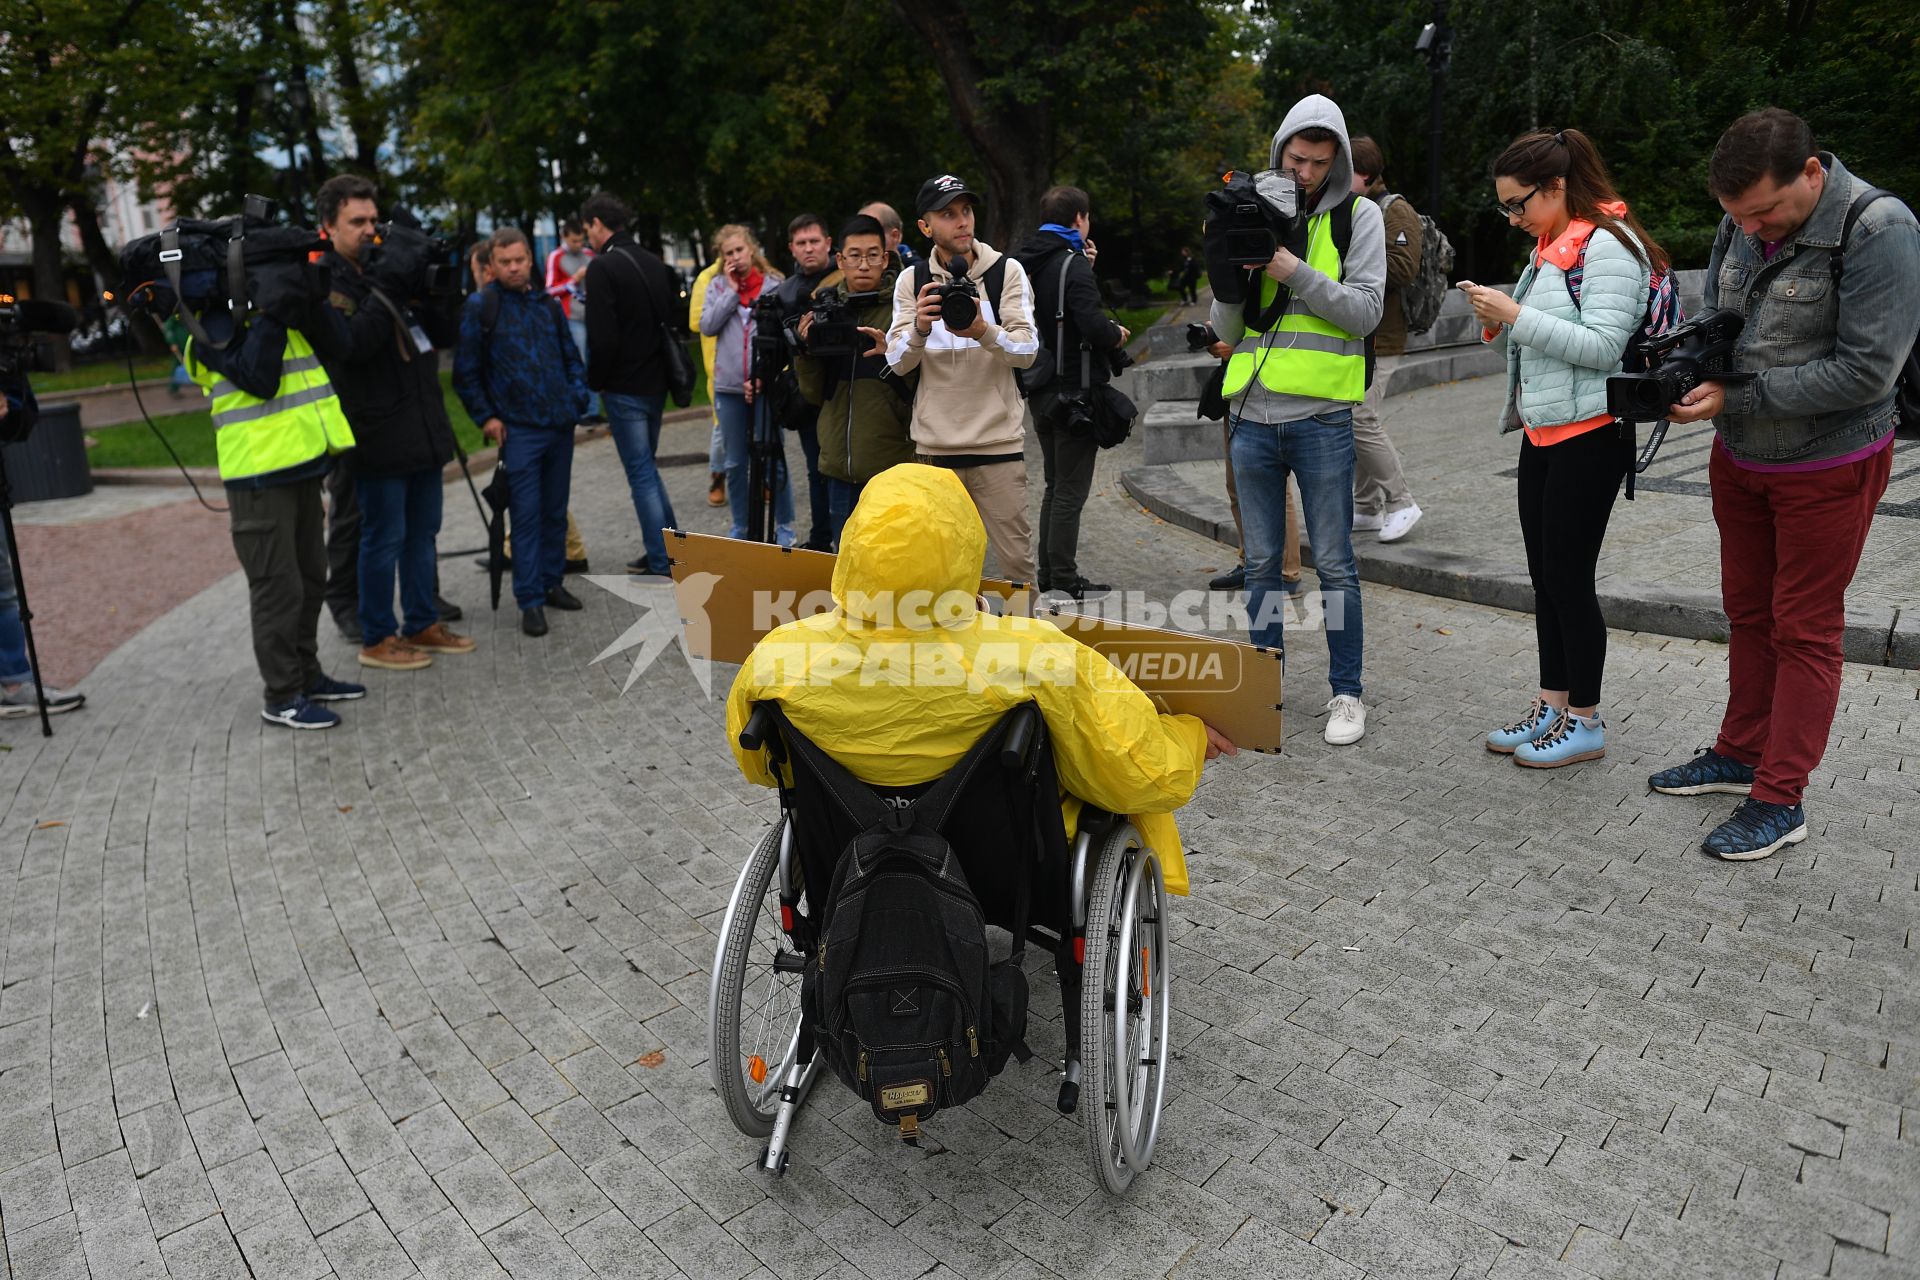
[708,700,1173,1194]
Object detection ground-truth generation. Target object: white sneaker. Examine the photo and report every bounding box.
[1379,503,1423,543]
[1324,695,1366,745]
[1352,511,1385,532]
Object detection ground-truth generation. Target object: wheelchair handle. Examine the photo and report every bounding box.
[740,705,777,753]
[1001,704,1038,770]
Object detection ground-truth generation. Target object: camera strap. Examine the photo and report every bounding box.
[158,224,249,352]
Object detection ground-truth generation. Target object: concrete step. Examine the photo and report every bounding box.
[1140,401,1224,465]
[1133,353,1219,405]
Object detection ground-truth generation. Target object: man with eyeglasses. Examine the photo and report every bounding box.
[764,214,839,550]
[1208,95,1385,747]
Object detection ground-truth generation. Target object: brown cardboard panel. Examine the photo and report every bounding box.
[667,530,1283,752]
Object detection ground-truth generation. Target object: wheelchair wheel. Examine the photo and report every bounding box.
[1079,823,1172,1195]
[708,818,807,1138]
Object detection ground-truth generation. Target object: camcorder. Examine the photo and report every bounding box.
[804,288,884,359]
[1205,170,1304,269]
[367,209,460,303]
[119,196,328,344]
[1605,309,1744,422]
[0,297,79,378]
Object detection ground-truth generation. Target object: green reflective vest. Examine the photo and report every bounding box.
[186,328,355,482]
[1221,197,1367,403]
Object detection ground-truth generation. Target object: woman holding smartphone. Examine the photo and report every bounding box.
[701,225,796,546]
[1461,129,1665,768]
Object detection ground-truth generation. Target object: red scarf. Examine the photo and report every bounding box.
[731,267,766,306]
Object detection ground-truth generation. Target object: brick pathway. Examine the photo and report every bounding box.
[0,424,1914,1279]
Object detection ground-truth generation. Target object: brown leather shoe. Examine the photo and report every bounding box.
[707,472,726,507]
[358,636,432,670]
[403,623,476,654]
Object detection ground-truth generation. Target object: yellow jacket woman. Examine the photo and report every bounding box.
[725,464,1210,893]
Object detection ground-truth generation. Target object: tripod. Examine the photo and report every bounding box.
[745,303,790,545]
[0,451,54,737]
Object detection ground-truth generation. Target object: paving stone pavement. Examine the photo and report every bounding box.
[0,416,1916,1280]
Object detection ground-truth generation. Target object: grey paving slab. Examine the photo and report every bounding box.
[0,420,1915,1280]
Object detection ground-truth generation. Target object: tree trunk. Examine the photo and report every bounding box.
[19,185,74,370]
[891,0,1053,249]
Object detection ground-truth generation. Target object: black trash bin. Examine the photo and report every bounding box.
[1,401,93,503]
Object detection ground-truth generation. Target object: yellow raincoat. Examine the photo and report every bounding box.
[725,464,1207,894]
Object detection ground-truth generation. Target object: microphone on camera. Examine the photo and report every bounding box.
[2,299,79,334]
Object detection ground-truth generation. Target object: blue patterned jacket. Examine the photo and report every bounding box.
[453,283,589,430]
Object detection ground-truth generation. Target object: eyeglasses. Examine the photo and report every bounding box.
[838,249,889,265]
[1493,186,1540,219]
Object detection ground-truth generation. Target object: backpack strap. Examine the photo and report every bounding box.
[1051,254,1073,380]
[983,255,1010,322]
[1833,187,1898,287]
[912,259,931,302]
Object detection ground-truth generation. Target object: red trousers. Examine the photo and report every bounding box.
[1710,441,1892,805]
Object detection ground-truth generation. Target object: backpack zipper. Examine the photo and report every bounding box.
[967,1026,979,1057]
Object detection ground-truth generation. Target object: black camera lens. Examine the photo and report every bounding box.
[940,290,978,331]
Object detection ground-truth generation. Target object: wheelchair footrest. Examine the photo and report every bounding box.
[1057,1080,1080,1115]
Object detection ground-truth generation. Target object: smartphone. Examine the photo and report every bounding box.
[1455,280,1477,291]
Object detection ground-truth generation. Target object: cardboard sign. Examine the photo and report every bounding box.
[667,531,1283,752]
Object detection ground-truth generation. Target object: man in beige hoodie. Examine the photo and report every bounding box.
[886,174,1040,583]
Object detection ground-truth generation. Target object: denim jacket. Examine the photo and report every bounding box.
[1705,153,1920,464]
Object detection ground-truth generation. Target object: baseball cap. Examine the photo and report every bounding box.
[915,174,982,217]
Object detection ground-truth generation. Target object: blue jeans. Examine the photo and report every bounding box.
[358,468,443,645]
[796,421,828,547]
[708,421,725,474]
[604,392,680,574]
[1230,410,1364,698]
[715,391,795,546]
[568,315,601,418]
[503,424,575,609]
[0,536,30,685]
[826,477,862,549]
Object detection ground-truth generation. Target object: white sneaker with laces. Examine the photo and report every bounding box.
[1351,511,1385,532]
[1324,695,1366,745]
[1379,503,1423,543]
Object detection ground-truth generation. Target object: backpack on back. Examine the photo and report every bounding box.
[1567,226,1685,497]
[1834,189,1920,433]
[782,715,1030,1143]
[1379,193,1455,335]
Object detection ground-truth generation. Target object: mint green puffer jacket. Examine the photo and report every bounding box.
[1488,225,1650,433]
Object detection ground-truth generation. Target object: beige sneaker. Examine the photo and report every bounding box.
[359,636,432,670]
[404,623,476,654]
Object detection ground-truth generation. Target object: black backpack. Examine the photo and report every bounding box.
[1835,189,1920,433]
[784,718,1031,1144]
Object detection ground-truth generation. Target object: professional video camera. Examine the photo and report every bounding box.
[366,208,460,303]
[1605,309,1744,422]
[0,297,79,389]
[119,196,327,346]
[804,287,885,359]
[1204,169,1304,270]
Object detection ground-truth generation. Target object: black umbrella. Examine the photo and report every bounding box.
[482,464,511,610]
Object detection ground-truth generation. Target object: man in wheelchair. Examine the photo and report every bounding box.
[717,462,1234,1192]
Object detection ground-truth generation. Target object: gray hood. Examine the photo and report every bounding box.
[1269,94,1355,218]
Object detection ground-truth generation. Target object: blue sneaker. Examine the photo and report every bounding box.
[1703,798,1807,861]
[262,696,341,731]
[1513,711,1606,769]
[1649,748,1754,796]
[305,674,366,703]
[1487,698,1556,754]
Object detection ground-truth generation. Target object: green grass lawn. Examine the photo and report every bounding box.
[1113,303,1172,337]
[34,357,174,393]
[87,353,711,469]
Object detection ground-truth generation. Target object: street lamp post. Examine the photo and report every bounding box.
[1416,0,1453,216]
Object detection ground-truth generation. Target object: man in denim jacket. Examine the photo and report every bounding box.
[1650,108,1919,861]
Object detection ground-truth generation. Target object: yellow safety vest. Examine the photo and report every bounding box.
[186,328,355,482]
[1221,196,1367,403]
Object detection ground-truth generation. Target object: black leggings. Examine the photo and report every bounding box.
[1517,427,1630,707]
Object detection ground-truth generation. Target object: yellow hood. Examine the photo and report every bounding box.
[830,464,983,626]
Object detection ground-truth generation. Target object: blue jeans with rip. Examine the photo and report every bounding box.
[358,468,443,645]
[1229,409,1364,698]
[604,392,680,574]
[715,391,795,546]
[503,424,575,609]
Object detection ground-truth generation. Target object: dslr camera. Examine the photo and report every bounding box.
[1185,322,1219,352]
[1605,309,1744,422]
[0,297,78,378]
[804,288,884,359]
[934,275,981,331]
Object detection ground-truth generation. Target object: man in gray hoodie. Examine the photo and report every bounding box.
[1210,94,1385,746]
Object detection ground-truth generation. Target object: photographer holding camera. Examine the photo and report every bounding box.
[793,214,918,548]
[1013,185,1130,598]
[1209,97,1384,746]
[886,174,1040,584]
[1645,109,1920,861]
[768,214,838,550]
[314,174,473,671]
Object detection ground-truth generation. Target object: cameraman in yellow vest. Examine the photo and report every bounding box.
[185,304,361,730]
[1208,95,1385,747]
